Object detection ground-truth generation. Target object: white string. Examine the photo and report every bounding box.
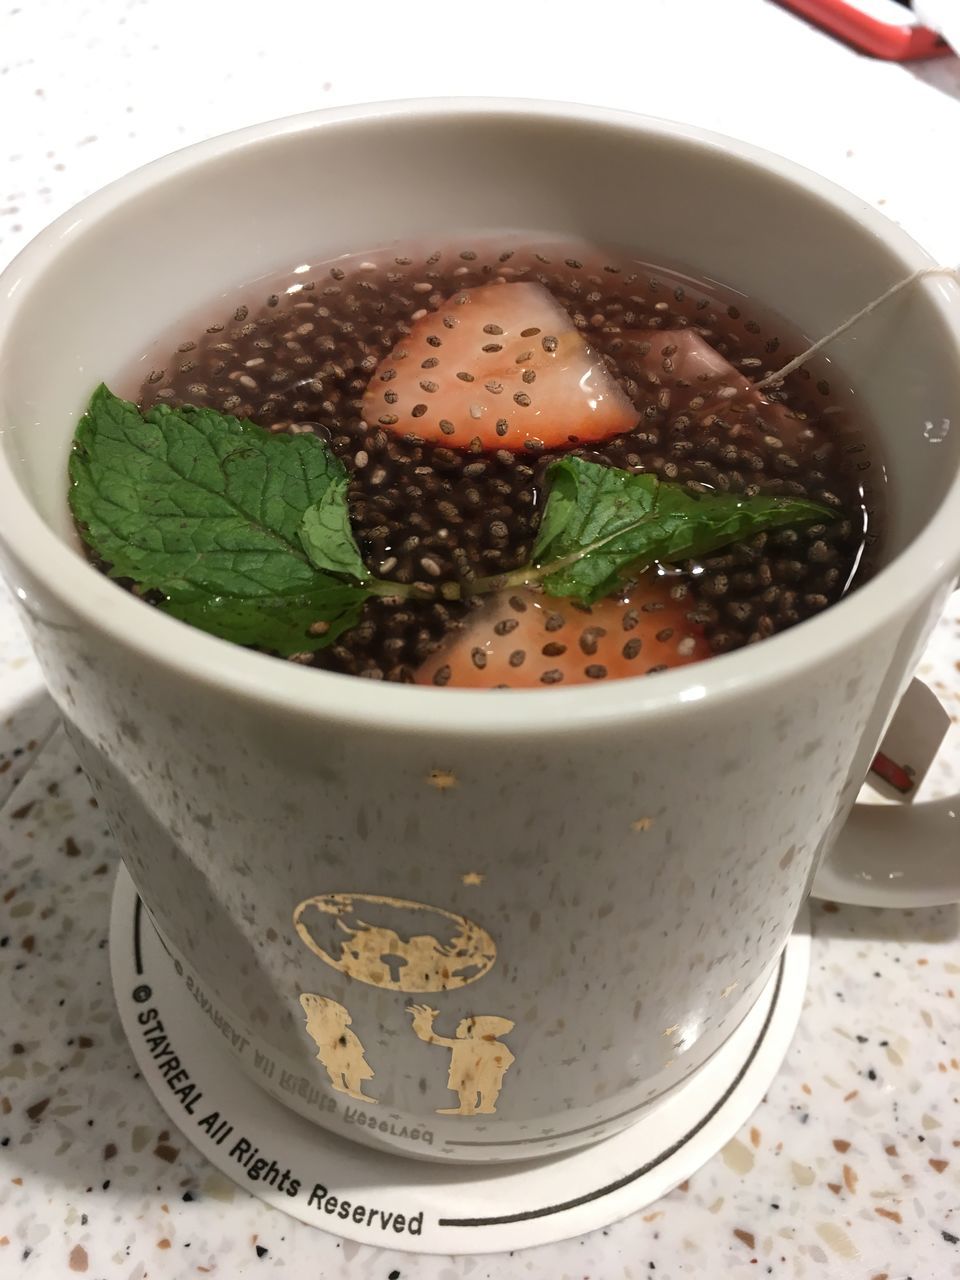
[756,265,958,390]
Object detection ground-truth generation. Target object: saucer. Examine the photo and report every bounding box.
[110,862,810,1254]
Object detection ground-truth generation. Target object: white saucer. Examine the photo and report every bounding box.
[110,862,810,1255]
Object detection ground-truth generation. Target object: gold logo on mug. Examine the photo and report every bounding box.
[292,892,497,992]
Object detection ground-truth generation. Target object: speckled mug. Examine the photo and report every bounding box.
[1,101,959,1163]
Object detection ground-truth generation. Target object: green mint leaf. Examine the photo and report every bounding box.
[533,457,833,603]
[531,461,659,563]
[69,385,351,600]
[69,385,378,654]
[162,585,366,657]
[299,477,370,582]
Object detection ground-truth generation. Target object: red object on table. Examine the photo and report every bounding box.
[778,0,951,60]
[870,749,915,794]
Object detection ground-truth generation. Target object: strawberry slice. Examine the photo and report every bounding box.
[625,329,812,449]
[415,577,709,689]
[634,328,751,391]
[363,282,638,451]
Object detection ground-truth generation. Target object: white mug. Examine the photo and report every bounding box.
[0,100,957,1164]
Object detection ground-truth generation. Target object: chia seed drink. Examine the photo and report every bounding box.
[130,238,880,687]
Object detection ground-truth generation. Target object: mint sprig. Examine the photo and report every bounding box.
[69,388,838,657]
[529,457,833,604]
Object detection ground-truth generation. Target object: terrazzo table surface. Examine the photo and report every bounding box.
[2,1,960,1275]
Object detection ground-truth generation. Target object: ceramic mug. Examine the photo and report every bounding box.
[0,100,958,1164]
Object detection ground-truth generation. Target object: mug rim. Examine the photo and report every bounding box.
[1,96,958,737]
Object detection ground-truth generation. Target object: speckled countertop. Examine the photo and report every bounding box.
[2,2,960,1275]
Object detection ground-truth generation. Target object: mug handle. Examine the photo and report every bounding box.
[811,677,960,907]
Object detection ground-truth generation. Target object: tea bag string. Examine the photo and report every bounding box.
[756,265,958,390]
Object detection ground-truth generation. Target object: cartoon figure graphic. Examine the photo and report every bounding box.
[407,1004,515,1115]
[299,993,377,1102]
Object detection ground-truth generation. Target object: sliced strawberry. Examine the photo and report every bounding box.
[624,329,813,450]
[415,577,710,689]
[634,328,754,392]
[363,282,638,451]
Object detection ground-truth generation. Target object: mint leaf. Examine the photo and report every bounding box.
[299,477,370,582]
[531,461,659,564]
[69,386,377,653]
[532,457,833,603]
[69,385,350,599]
[162,586,366,657]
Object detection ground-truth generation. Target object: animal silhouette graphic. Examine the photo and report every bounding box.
[407,1004,515,1115]
[293,892,497,992]
[299,993,377,1102]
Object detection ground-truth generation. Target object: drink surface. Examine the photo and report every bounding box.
[116,237,880,686]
